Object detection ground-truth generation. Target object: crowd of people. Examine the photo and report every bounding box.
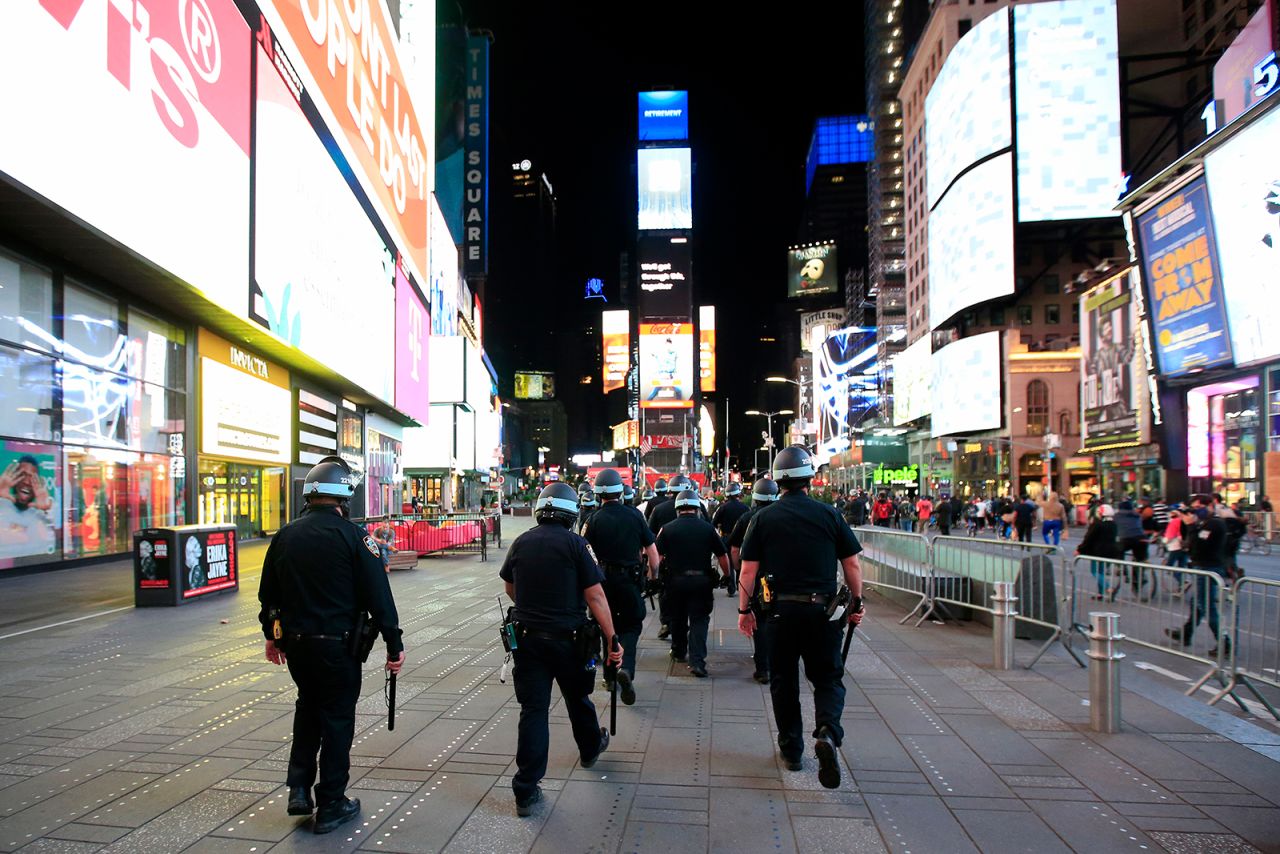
[829,489,1074,544]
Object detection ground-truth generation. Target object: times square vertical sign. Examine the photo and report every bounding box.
[465,34,490,275]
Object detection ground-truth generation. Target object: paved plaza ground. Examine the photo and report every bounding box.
[0,517,1277,853]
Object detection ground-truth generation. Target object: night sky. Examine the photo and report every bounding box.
[464,1,868,468]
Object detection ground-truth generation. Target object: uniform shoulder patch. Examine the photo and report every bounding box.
[584,542,600,565]
[362,535,381,557]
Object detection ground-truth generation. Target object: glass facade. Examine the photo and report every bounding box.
[0,247,188,568]
[1188,376,1261,506]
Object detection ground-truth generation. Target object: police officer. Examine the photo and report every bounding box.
[726,477,780,684]
[258,456,404,834]
[713,482,751,598]
[648,474,702,534]
[500,482,623,817]
[738,445,864,789]
[656,489,729,677]
[645,477,681,639]
[582,469,660,703]
[643,478,670,523]
[576,481,598,534]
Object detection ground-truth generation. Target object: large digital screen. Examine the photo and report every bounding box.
[0,0,251,316]
[639,91,689,141]
[1213,3,1278,127]
[931,333,1002,437]
[430,198,460,337]
[788,244,839,298]
[637,236,692,318]
[252,46,395,404]
[1135,176,1234,375]
[602,310,631,393]
[637,148,692,230]
[800,310,847,352]
[428,337,465,404]
[699,306,716,393]
[200,358,292,464]
[813,327,878,466]
[1014,0,1122,222]
[639,323,695,409]
[395,262,430,424]
[925,10,1011,210]
[1204,105,1280,367]
[514,372,556,401]
[1081,276,1141,450]
[892,336,933,425]
[928,153,1015,330]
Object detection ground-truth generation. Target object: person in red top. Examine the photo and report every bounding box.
[872,493,894,527]
[915,495,934,534]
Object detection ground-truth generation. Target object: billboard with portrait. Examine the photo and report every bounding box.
[1203,104,1280,367]
[1081,276,1141,450]
[637,148,692,230]
[813,327,878,466]
[639,323,695,409]
[181,528,238,599]
[0,441,58,565]
[928,153,1016,330]
[637,236,692,318]
[925,10,1011,209]
[253,44,395,404]
[1014,0,1122,222]
[788,244,839,298]
[931,333,1002,437]
[514,372,556,401]
[638,91,689,141]
[0,0,251,316]
[1135,175,1234,376]
[892,336,933,425]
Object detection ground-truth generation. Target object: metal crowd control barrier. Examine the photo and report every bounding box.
[1210,577,1280,720]
[360,513,499,561]
[852,527,938,626]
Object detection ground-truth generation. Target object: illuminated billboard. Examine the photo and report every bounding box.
[1135,176,1233,376]
[514,372,556,401]
[812,327,879,466]
[1212,3,1278,127]
[253,45,395,404]
[639,91,689,141]
[395,262,430,424]
[602,310,631,393]
[699,306,716,393]
[637,236,692,318]
[430,198,460,337]
[637,148,693,230]
[1081,276,1141,450]
[0,0,251,316]
[928,153,1015,330]
[931,333,1002,437]
[639,323,695,409]
[925,10,1011,209]
[1014,0,1122,222]
[892,336,933,425]
[788,244,839,298]
[800,310,847,352]
[1204,105,1280,367]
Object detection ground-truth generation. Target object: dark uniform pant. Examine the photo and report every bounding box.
[285,638,363,806]
[751,603,772,676]
[511,636,603,802]
[767,602,846,761]
[668,574,714,668]
[602,569,645,678]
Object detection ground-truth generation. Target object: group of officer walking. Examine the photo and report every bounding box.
[256,445,865,829]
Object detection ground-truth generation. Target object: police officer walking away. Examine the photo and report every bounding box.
[656,489,730,677]
[258,456,405,834]
[576,481,599,535]
[643,478,670,523]
[738,445,865,789]
[500,482,624,817]
[582,469,660,703]
[712,482,750,597]
[726,477,780,683]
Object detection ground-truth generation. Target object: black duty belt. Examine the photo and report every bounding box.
[774,593,832,605]
[518,627,576,642]
[288,632,349,642]
[603,563,641,573]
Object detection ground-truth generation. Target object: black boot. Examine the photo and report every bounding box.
[287,786,314,816]
[313,797,360,834]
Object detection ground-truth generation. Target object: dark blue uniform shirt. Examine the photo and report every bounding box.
[656,515,727,575]
[712,498,750,539]
[740,491,861,595]
[582,501,655,566]
[500,520,605,632]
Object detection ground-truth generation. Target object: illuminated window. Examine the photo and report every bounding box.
[1027,380,1049,436]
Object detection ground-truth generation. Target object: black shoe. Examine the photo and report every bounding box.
[1164,627,1191,647]
[313,797,360,834]
[815,733,841,789]
[782,755,803,772]
[689,664,708,678]
[617,670,636,706]
[752,671,771,685]
[287,786,314,816]
[515,786,543,817]
[658,624,671,640]
[670,650,686,663]
[581,727,610,769]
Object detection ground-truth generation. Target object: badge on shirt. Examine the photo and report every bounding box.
[363,535,381,556]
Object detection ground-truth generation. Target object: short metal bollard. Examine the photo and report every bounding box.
[1088,612,1124,733]
[992,581,1018,671]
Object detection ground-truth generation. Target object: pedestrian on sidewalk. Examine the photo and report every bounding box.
[1165,506,1230,657]
[257,456,405,834]
[1076,503,1119,599]
[501,482,622,817]
[915,494,933,535]
[738,445,865,790]
[1039,491,1069,545]
[1013,494,1036,543]
[656,490,730,678]
[872,493,893,527]
[897,495,916,532]
[1163,503,1190,591]
[727,477,782,684]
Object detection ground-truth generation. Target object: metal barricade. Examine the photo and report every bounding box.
[931,535,1076,667]
[852,526,937,626]
[1237,510,1275,555]
[362,513,492,560]
[1210,576,1280,720]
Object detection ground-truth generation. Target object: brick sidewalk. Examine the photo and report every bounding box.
[0,516,1275,853]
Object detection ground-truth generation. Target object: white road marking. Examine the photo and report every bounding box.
[1133,661,1192,682]
[0,606,133,641]
[1134,660,1280,726]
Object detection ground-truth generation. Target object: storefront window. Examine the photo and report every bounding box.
[63,281,125,370]
[63,446,133,560]
[197,460,286,539]
[61,363,131,449]
[127,309,187,390]
[0,440,60,566]
[0,344,56,441]
[1269,367,1280,452]
[0,251,54,352]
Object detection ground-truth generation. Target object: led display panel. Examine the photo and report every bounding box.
[925,10,1011,210]
[253,45,395,404]
[638,91,689,141]
[602,310,631,393]
[639,323,695,409]
[1081,275,1141,450]
[1203,105,1280,366]
[1014,0,1122,221]
[514,372,556,401]
[930,332,1002,437]
[788,244,839,298]
[812,327,878,466]
[430,198,460,336]
[637,148,692,230]
[699,306,716,393]
[928,153,1015,330]
[0,0,251,316]
[892,336,934,425]
[637,236,692,318]
[395,262,430,424]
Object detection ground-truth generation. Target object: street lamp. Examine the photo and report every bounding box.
[745,409,794,471]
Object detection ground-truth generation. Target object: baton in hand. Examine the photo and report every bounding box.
[387,672,397,732]
[841,620,856,665]
[604,635,621,735]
